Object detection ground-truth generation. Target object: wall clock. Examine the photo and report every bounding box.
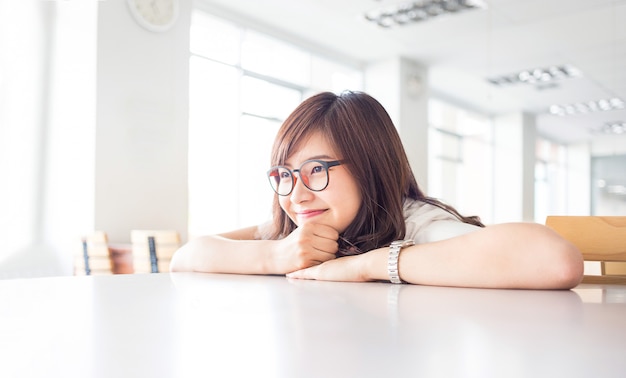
[127,0,180,33]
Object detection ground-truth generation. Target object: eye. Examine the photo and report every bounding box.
[279,170,292,180]
[309,164,324,175]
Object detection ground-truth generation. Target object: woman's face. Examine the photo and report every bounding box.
[279,132,362,234]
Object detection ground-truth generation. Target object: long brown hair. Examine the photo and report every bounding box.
[264,91,483,255]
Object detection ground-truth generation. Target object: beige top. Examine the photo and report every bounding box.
[404,198,480,244]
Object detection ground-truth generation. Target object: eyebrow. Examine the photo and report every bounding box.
[285,154,336,167]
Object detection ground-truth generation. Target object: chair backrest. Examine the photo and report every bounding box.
[130,230,181,273]
[75,231,112,276]
[546,216,626,284]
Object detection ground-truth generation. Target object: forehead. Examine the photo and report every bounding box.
[285,132,337,165]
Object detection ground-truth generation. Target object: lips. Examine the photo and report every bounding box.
[295,209,326,221]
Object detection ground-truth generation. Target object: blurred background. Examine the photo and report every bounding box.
[1,0,625,278]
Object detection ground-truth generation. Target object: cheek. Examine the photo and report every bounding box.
[278,197,294,219]
[333,180,362,230]
[278,196,288,212]
[342,193,362,225]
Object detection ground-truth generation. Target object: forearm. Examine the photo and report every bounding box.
[170,235,278,275]
[364,223,584,289]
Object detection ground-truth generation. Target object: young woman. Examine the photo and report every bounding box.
[171,91,583,289]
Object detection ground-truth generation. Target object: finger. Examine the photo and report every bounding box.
[311,237,339,254]
[286,267,315,280]
[310,250,336,264]
[311,223,339,241]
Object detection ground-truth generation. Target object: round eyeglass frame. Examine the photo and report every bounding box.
[266,159,343,196]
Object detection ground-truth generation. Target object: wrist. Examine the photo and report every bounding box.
[263,240,284,275]
[364,248,391,281]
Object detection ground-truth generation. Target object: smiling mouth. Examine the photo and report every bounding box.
[295,209,326,220]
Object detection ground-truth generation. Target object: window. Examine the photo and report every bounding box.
[428,99,493,224]
[591,155,626,215]
[188,11,362,237]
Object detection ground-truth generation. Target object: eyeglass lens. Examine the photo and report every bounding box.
[268,160,331,196]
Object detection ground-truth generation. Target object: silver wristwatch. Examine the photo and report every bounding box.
[388,240,415,284]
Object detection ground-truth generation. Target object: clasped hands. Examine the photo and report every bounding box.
[275,222,370,282]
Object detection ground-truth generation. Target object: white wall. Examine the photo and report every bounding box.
[591,134,626,156]
[95,0,191,244]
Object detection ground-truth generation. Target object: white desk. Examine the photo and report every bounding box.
[1,273,625,378]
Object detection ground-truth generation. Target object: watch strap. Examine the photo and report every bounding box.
[388,240,414,284]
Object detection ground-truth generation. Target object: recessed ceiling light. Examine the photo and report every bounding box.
[591,122,626,136]
[549,98,624,116]
[599,122,626,135]
[364,0,487,28]
[487,65,582,87]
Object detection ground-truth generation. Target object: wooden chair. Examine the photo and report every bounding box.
[546,216,626,284]
[130,230,181,273]
[75,231,113,276]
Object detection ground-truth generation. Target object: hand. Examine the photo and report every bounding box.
[286,253,372,282]
[272,223,339,273]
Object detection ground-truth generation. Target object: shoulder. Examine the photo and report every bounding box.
[403,198,456,225]
[403,198,480,244]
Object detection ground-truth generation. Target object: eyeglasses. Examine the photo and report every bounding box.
[267,159,342,196]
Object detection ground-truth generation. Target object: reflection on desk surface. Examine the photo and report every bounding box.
[1,273,625,378]
[573,283,626,303]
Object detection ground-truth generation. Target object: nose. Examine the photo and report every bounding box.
[289,174,314,203]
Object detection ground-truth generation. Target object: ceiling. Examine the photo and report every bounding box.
[201,0,626,145]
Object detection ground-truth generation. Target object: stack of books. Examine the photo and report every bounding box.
[130,230,180,273]
[75,231,112,276]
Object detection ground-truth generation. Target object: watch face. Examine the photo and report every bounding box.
[127,0,179,32]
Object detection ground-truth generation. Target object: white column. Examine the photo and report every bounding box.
[522,113,537,222]
[567,142,591,215]
[42,0,98,273]
[493,112,536,223]
[364,57,429,189]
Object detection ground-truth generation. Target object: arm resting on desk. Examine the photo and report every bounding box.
[287,222,584,290]
[170,223,339,275]
[172,222,583,289]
